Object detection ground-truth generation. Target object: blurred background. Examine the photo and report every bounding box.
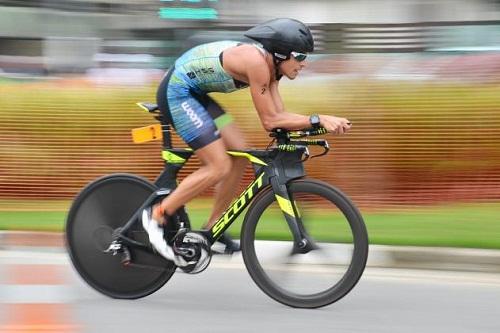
[0,0,499,248]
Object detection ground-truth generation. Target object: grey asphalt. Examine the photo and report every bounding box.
[1,250,500,333]
[2,231,500,272]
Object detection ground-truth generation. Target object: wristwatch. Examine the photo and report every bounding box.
[309,114,321,128]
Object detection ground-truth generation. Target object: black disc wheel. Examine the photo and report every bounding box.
[241,178,368,308]
[66,173,176,299]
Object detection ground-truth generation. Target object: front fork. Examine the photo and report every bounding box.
[270,177,317,254]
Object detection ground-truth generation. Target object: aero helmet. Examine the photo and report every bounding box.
[244,18,314,60]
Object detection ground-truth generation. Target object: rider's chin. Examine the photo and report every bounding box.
[287,71,297,80]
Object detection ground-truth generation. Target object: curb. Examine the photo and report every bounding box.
[367,245,500,273]
[1,231,500,273]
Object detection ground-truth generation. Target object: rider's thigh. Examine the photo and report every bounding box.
[199,95,246,151]
[220,123,247,151]
[195,139,232,179]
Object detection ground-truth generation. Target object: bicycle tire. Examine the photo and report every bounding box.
[241,178,369,308]
[66,173,176,299]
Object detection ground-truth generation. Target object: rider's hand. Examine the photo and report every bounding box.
[319,115,352,134]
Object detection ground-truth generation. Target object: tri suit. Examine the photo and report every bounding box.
[156,41,264,150]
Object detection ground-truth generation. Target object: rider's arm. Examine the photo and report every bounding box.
[246,53,351,133]
[247,60,310,131]
[270,80,285,113]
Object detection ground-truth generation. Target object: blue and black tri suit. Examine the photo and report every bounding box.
[156,41,257,150]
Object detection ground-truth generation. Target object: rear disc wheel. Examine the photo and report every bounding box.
[66,173,176,299]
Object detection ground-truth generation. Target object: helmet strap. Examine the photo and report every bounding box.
[274,59,283,81]
[272,53,287,80]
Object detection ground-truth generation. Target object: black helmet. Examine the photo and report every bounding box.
[244,18,314,60]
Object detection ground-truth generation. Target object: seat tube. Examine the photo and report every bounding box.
[155,149,193,229]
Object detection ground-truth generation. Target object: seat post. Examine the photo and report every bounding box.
[162,123,173,149]
[153,111,172,150]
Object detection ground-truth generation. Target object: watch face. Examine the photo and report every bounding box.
[310,114,320,126]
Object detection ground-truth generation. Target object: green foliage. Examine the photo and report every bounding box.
[1,78,500,248]
[1,201,499,249]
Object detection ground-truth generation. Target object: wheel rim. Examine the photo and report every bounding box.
[244,181,367,305]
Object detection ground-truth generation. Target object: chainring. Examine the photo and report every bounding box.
[173,231,212,274]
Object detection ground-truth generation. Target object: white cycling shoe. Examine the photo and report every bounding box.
[141,208,193,268]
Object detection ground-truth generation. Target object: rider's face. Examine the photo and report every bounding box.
[279,56,307,80]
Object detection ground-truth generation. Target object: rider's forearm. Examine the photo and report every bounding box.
[261,111,311,131]
[250,79,310,131]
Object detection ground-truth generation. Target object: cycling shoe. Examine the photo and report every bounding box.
[215,232,241,255]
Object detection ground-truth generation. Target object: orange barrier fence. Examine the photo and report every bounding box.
[1,54,500,210]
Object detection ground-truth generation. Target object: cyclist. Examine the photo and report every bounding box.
[142,18,352,266]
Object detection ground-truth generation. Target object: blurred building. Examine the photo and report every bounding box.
[0,0,500,75]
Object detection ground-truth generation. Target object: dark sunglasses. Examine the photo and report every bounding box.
[290,51,307,62]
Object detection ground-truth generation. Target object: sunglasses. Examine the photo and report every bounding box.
[290,51,307,62]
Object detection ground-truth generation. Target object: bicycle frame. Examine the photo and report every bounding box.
[113,108,329,255]
[115,145,316,253]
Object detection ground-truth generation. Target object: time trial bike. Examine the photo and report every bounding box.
[65,102,369,308]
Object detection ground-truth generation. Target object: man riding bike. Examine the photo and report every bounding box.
[142,18,352,266]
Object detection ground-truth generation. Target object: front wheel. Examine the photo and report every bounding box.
[241,178,368,308]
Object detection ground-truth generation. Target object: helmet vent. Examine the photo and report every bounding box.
[299,29,307,36]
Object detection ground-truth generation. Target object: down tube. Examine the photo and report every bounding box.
[209,172,268,242]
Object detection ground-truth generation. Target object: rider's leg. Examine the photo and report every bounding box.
[153,139,232,220]
[201,123,247,253]
[204,123,248,229]
[143,139,231,264]
[150,76,238,260]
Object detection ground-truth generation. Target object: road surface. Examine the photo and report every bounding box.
[1,250,499,333]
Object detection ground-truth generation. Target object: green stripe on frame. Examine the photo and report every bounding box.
[162,150,187,163]
[158,7,218,20]
[227,152,267,166]
[275,195,296,217]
